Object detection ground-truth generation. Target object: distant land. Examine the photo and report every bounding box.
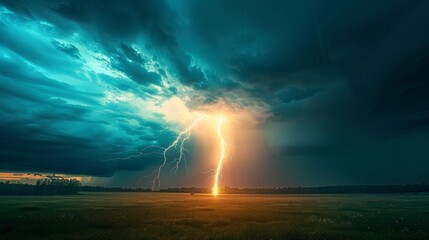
[1,180,429,195]
[158,184,429,194]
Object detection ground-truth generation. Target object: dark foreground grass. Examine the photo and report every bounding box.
[0,193,428,240]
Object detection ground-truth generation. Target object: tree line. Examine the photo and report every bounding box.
[161,183,429,194]
[0,178,81,195]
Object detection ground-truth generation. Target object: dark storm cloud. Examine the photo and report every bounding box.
[192,0,429,132]
[182,0,429,184]
[0,91,168,176]
[0,0,428,185]
[55,0,177,45]
[185,0,429,120]
[278,87,322,104]
[0,123,157,177]
[0,0,178,176]
[51,0,207,89]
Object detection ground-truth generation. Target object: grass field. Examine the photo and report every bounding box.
[0,193,428,240]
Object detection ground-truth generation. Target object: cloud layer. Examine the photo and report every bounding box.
[0,0,428,186]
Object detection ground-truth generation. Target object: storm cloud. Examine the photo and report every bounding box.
[0,0,428,187]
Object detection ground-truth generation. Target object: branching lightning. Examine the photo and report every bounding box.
[151,115,208,190]
[121,112,229,195]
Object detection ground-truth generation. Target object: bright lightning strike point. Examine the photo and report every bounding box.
[212,116,226,196]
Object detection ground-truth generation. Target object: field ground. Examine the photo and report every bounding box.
[0,193,428,240]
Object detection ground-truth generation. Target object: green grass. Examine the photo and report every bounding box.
[0,193,428,239]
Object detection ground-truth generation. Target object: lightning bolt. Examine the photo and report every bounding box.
[212,116,226,196]
[151,115,208,190]
[126,113,230,194]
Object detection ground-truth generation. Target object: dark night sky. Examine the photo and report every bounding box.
[0,0,428,187]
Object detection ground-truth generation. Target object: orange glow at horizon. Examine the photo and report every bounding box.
[0,172,84,183]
